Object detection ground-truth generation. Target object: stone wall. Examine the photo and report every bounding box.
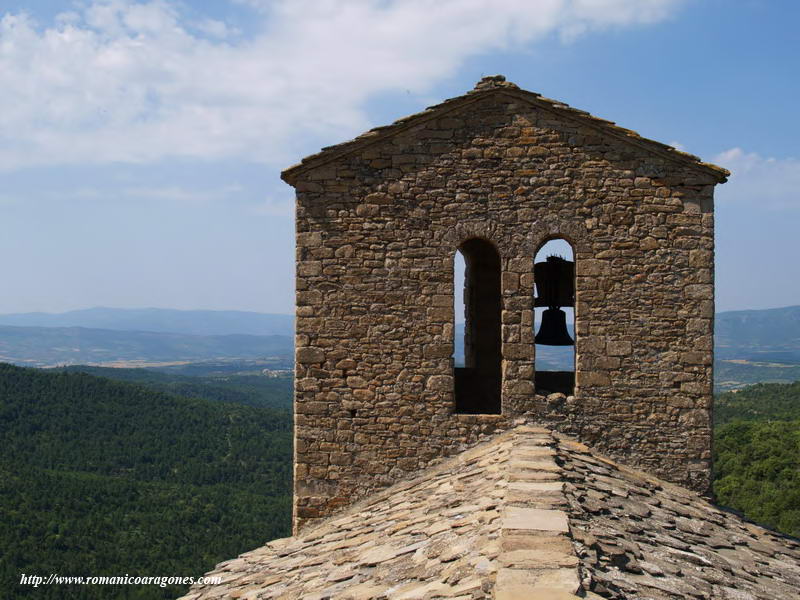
[285,78,723,532]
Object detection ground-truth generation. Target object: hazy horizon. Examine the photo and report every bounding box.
[2,303,798,320]
[2,1,798,315]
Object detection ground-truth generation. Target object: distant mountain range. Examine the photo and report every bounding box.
[716,305,800,362]
[714,305,800,390]
[1,306,800,385]
[0,306,294,336]
[0,325,293,367]
[0,307,296,367]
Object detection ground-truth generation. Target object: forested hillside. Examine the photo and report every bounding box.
[714,420,800,537]
[713,380,800,537]
[0,363,292,599]
[2,362,798,598]
[58,365,293,410]
[715,380,800,425]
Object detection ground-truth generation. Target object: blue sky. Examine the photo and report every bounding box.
[1,0,798,315]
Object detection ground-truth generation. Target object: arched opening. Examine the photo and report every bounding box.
[534,238,575,395]
[453,239,501,414]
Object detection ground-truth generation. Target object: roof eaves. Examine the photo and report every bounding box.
[280,90,494,186]
[499,88,729,183]
[281,80,729,186]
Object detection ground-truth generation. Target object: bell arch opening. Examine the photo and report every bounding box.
[534,238,576,396]
[453,238,502,414]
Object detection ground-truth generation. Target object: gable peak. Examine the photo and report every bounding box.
[473,74,519,91]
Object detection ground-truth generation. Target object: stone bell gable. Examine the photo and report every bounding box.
[282,75,728,532]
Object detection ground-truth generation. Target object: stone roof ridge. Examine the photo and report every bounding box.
[471,74,519,92]
[180,424,588,599]
[293,425,516,540]
[179,423,800,599]
[281,76,730,185]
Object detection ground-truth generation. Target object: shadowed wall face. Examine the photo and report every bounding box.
[286,79,722,532]
[456,238,502,415]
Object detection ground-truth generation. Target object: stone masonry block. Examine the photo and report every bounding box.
[607,341,632,356]
[288,79,721,530]
[296,347,325,364]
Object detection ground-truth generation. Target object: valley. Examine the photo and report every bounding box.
[1,305,798,597]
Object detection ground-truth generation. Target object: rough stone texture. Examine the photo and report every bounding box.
[179,425,799,600]
[283,76,728,531]
[179,426,578,599]
[558,436,800,600]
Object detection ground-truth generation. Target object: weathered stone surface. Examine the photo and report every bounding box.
[502,507,569,532]
[499,548,579,568]
[559,431,800,600]
[180,426,799,600]
[295,347,325,364]
[286,75,724,530]
[182,429,519,599]
[495,568,539,598]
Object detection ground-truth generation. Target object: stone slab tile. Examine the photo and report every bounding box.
[495,567,538,599]
[508,470,560,481]
[508,459,560,472]
[506,490,566,506]
[502,507,569,532]
[513,592,582,600]
[534,567,581,593]
[338,582,389,600]
[514,425,552,434]
[501,534,574,553]
[507,480,564,493]
[500,548,579,568]
[495,568,581,600]
[515,445,556,455]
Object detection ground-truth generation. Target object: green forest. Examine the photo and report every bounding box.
[2,361,798,599]
[713,381,800,537]
[58,364,293,410]
[0,363,292,599]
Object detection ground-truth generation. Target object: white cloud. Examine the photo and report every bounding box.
[559,0,681,41]
[714,148,800,210]
[0,0,685,171]
[7,180,250,205]
[193,18,237,39]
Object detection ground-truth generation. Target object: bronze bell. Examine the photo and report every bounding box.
[534,255,575,346]
[534,256,574,308]
[535,307,574,346]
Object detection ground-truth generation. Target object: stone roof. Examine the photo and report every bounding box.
[179,425,799,599]
[281,75,729,186]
